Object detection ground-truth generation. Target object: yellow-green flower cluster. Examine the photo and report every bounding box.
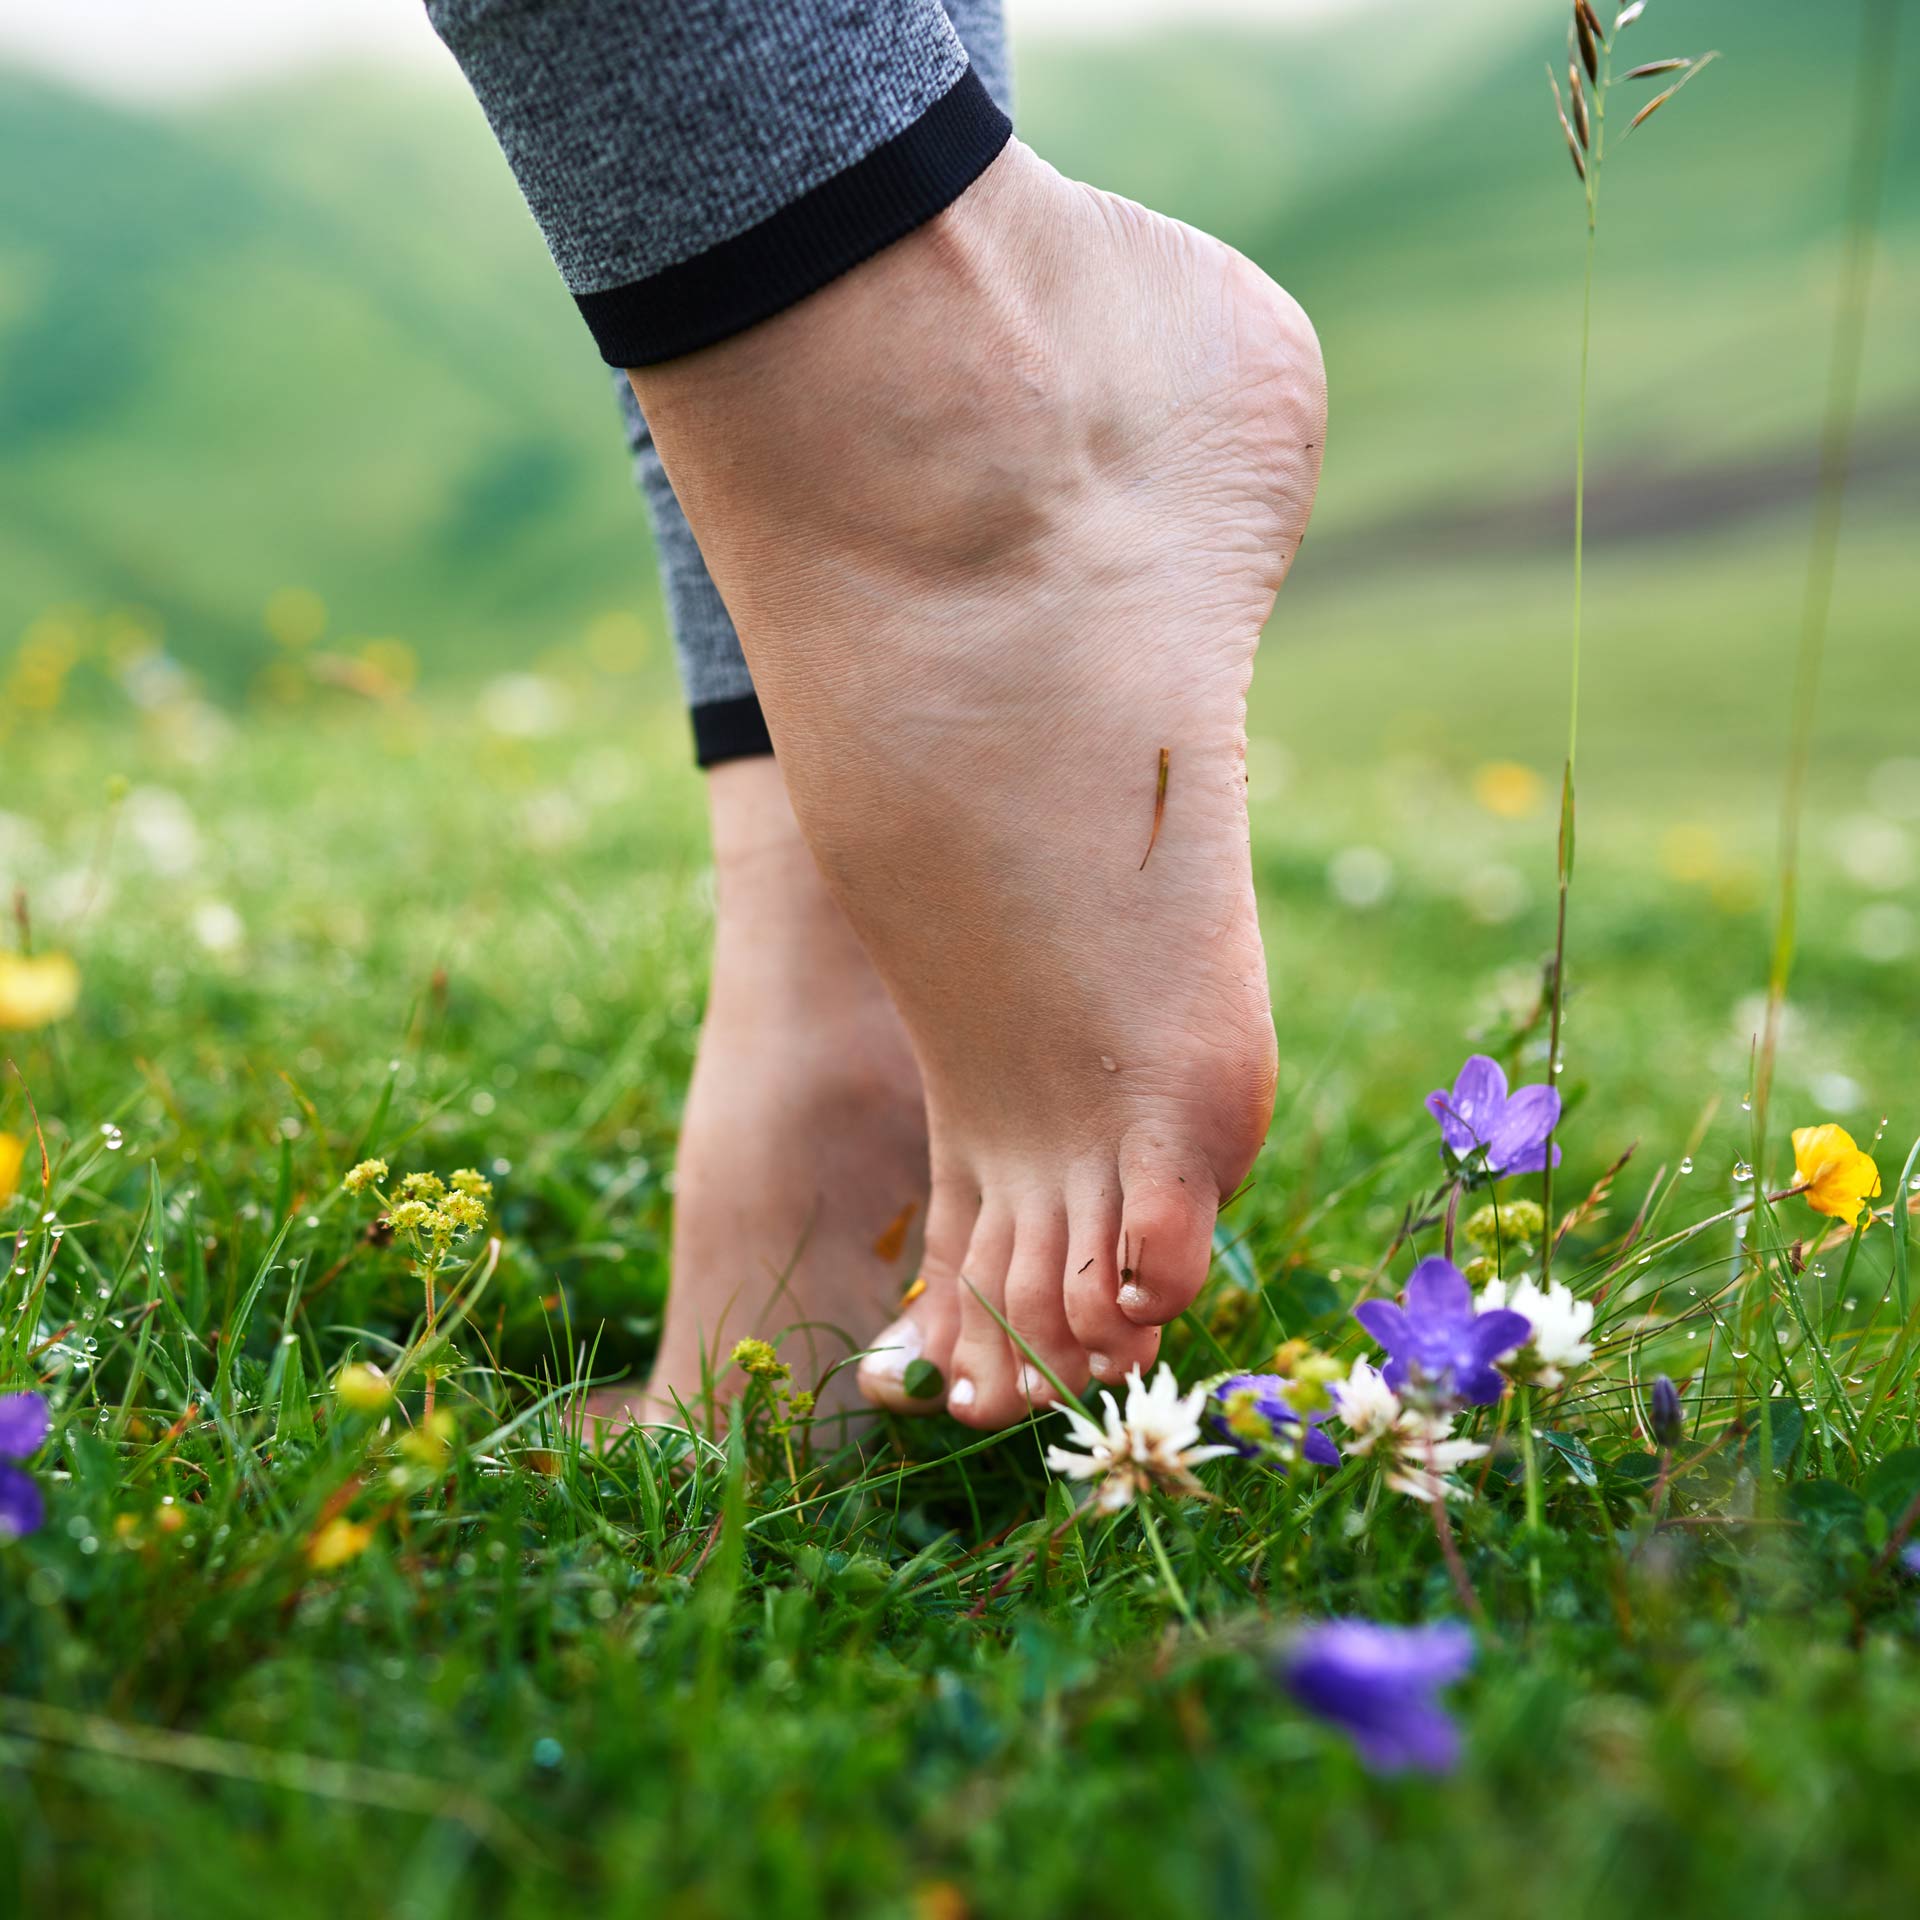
[437,1190,487,1233]
[1462,1198,1546,1259]
[344,1163,492,1250]
[731,1337,789,1382]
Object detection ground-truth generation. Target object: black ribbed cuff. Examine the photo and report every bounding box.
[576,67,1012,369]
[691,694,775,768]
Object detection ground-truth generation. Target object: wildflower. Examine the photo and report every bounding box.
[397,1409,457,1469]
[0,951,80,1030]
[1901,1545,1920,1579]
[1204,1374,1340,1469]
[1461,1197,1545,1258]
[1425,1054,1561,1178]
[1649,1374,1684,1449]
[1790,1124,1882,1228]
[397,1171,446,1202]
[388,1198,434,1232]
[1328,1358,1403,1451]
[1380,1421,1493,1505]
[731,1337,790,1382]
[1267,1341,1348,1414]
[342,1158,388,1195]
[1279,1618,1475,1774]
[1044,1364,1236,1513]
[1354,1257,1531,1409]
[0,1391,49,1539]
[434,1191,487,1234]
[0,1132,23,1208]
[1475,1274,1594,1388]
[334,1362,393,1414]
[306,1516,374,1571]
[449,1167,492,1199]
[1471,760,1545,820]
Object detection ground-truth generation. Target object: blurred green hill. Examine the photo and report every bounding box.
[2,0,1915,749]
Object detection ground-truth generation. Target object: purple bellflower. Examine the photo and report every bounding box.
[0,1391,49,1539]
[1354,1257,1531,1409]
[1426,1054,1561,1178]
[1205,1374,1341,1469]
[1281,1618,1476,1774]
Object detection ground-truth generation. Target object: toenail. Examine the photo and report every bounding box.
[1118,1282,1156,1315]
[863,1316,921,1380]
[948,1377,976,1410]
[1087,1352,1113,1377]
[1018,1365,1053,1403]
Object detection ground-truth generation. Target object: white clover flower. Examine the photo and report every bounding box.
[1331,1359,1488,1504]
[1329,1358,1403,1453]
[1477,1274,1595,1388]
[1043,1363,1235,1513]
[1383,1414,1490,1504]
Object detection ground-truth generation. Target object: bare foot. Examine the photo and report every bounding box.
[581,758,931,1436]
[631,143,1324,1428]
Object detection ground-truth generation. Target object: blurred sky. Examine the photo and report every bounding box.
[2,0,1372,103]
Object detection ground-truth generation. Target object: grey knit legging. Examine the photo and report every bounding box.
[429,0,1014,765]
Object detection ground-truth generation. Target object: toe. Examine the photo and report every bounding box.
[944,1205,1024,1429]
[1115,1153,1221,1328]
[998,1204,1089,1412]
[1062,1170,1161,1385]
[858,1175,969,1412]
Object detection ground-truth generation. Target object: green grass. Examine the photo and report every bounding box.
[2,692,1917,1917]
[3,0,1920,1911]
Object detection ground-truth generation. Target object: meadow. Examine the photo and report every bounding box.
[2,0,1919,1913]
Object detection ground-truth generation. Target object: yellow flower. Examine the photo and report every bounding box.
[1791,1123,1883,1228]
[0,952,80,1030]
[397,1171,445,1201]
[0,1132,23,1207]
[306,1516,374,1571]
[730,1336,789,1382]
[397,1409,457,1469]
[388,1198,434,1232]
[342,1157,389,1195]
[449,1167,492,1199]
[435,1191,487,1234]
[334,1363,393,1413]
[1472,761,1545,820]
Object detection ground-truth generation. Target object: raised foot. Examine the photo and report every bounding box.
[631,142,1326,1430]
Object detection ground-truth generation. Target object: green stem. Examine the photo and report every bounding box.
[1542,48,1605,1279]
[1138,1497,1197,1630]
[1519,1384,1544,1615]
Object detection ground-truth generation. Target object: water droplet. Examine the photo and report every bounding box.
[1732,1161,1753,1183]
[1686,1330,1697,1340]
[1679,1157,1694,1175]
[1811,1263,1827,1279]
[1844,1297,1857,1312]
[1740,1096,1752,1113]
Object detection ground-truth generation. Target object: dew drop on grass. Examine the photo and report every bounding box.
[1679,1156,1694,1174]
[1732,1161,1753,1183]
[1740,1096,1752,1112]
[1812,1264,1827,1279]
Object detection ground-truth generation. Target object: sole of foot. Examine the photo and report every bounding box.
[630,141,1325,1430]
